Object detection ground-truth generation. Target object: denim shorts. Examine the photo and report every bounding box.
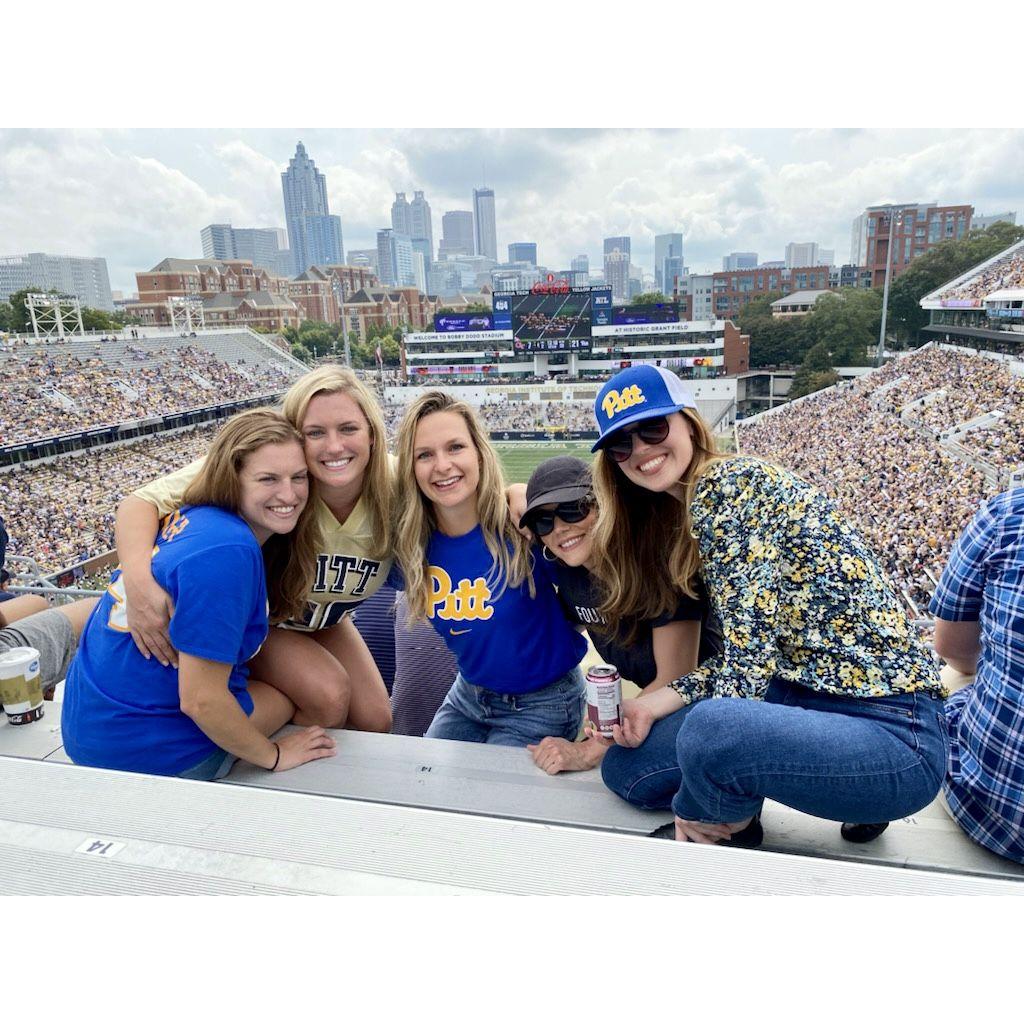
[178,747,236,781]
[425,665,586,747]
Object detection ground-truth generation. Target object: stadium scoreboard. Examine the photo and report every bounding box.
[493,284,611,353]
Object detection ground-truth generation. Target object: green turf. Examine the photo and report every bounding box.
[494,441,594,484]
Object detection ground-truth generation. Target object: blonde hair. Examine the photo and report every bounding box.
[394,391,535,622]
[281,365,392,559]
[592,408,724,640]
[182,408,322,624]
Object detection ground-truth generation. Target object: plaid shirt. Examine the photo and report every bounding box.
[930,487,1024,864]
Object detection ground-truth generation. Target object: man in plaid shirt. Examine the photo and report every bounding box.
[930,487,1024,864]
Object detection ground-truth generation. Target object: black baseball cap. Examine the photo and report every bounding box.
[519,456,592,528]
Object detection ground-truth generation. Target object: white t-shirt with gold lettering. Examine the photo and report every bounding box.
[132,456,395,632]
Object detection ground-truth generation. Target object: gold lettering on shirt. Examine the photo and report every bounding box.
[429,567,494,621]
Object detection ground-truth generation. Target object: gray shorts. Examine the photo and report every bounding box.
[0,609,76,688]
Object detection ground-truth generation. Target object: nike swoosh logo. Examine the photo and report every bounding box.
[449,628,472,636]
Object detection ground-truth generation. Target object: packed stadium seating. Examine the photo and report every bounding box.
[933,249,1024,304]
[739,346,1024,611]
[381,400,596,440]
[7,339,1024,620]
[1,425,217,573]
[0,331,302,446]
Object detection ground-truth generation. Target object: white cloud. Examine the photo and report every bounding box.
[1,128,1022,292]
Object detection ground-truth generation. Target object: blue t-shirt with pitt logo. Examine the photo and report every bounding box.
[62,505,268,777]
[425,525,587,694]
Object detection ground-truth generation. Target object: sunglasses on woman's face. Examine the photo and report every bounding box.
[528,497,593,537]
[604,416,671,463]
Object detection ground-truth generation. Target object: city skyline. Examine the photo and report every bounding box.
[1,128,1022,293]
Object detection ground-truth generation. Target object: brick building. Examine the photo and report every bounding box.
[675,265,831,320]
[126,257,289,327]
[343,287,443,340]
[857,203,973,288]
[202,292,301,331]
[286,270,340,323]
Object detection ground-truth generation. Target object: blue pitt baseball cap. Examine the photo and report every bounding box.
[592,365,697,452]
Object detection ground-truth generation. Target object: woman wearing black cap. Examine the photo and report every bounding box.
[519,455,718,775]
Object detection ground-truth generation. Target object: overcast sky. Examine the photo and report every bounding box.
[1,127,1021,294]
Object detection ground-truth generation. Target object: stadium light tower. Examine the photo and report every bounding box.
[876,207,904,367]
[27,292,85,340]
[168,296,205,333]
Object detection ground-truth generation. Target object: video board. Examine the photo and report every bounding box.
[610,302,680,325]
[493,288,611,353]
[434,313,494,332]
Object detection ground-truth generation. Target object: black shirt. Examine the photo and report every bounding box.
[553,561,721,688]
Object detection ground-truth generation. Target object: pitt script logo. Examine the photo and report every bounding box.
[429,567,494,622]
[601,384,646,419]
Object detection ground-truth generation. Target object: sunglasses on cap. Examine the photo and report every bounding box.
[526,497,594,538]
[604,416,670,463]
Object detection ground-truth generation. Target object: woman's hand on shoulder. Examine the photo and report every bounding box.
[273,726,336,771]
[123,571,177,667]
[612,698,654,748]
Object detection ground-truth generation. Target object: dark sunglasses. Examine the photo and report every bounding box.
[604,416,670,463]
[527,497,594,537]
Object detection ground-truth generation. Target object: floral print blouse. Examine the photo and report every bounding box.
[667,457,944,707]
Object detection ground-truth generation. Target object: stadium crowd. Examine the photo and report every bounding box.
[934,250,1024,305]
[738,346,1020,610]
[381,400,595,440]
[1,346,294,445]
[0,426,217,573]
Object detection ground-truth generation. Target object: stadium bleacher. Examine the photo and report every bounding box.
[738,344,1024,613]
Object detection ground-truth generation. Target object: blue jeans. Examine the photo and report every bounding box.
[178,748,236,781]
[425,666,585,747]
[601,679,948,825]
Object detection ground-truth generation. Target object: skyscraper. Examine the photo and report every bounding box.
[281,142,344,275]
[508,242,537,265]
[723,252,758,271]
[201,224,235,260]
[654,233,683,293]
[473,187,497,260]
[662,256,684,293]
[410,191,434,266]
[0,252,114,311]
[439,210,475,259]
[785,242,820,268]
[391,193,412,236]
[570,254,589,288]
[377,229,416,288]
[603,236,631,302]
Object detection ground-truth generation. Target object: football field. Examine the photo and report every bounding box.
[495,441,594,484]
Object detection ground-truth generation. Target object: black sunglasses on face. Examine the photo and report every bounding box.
[528,497,593,537]
[605,416,671,463]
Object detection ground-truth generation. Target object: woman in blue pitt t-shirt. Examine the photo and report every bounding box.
[62,409,336,780]
[393,391,587,747]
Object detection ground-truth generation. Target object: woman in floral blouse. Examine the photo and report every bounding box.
[589,365,947,846]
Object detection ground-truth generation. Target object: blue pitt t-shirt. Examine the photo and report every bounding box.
[426,525,586,694]
[62,505,268,776]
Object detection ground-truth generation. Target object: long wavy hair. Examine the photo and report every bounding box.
[282,365,392,560]
[182,408,321,624]
[591,407,724,639]
[394,391,534,622]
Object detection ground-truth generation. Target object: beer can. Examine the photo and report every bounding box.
[0,646,45,726]
[585,664,622,737]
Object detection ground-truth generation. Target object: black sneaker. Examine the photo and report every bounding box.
[840,821,890,843]
[720,814,764,849]
[648,822,676,840]
[648,815,764,849]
